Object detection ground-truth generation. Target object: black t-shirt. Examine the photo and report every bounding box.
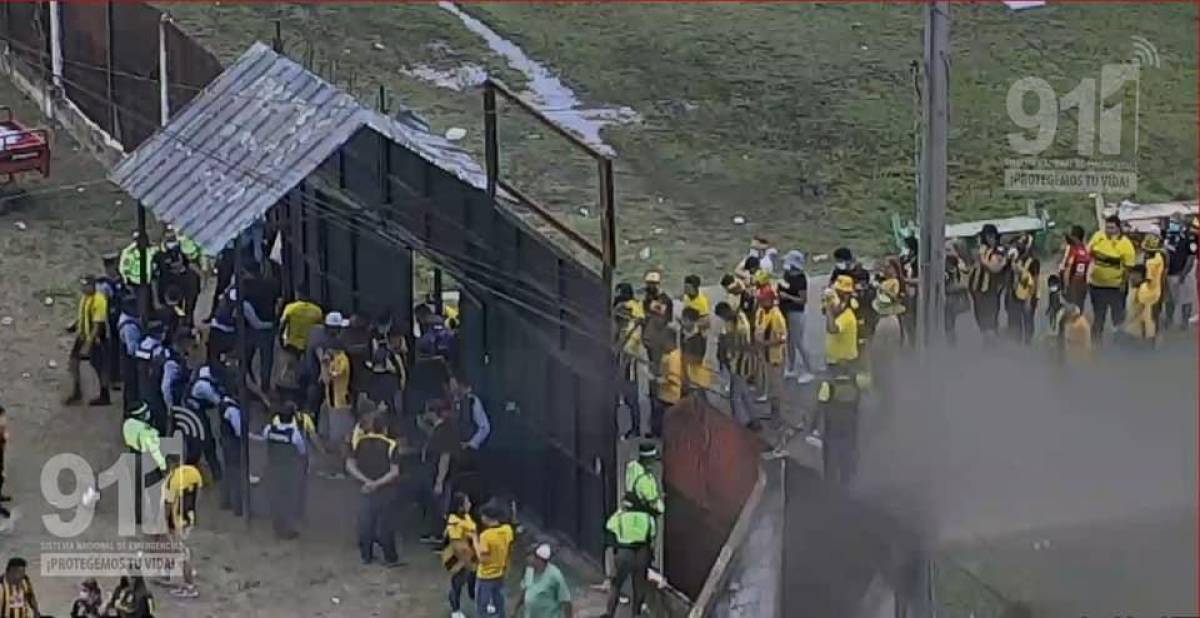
[1167,231,1197,275]
[777,272,807,313]
[354,434,401,481]
[243,276,280,322]
[427,418,463,470]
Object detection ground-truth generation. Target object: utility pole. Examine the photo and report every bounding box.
[916,0,949,353]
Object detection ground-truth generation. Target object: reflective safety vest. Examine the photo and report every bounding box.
[606,509,656,547]
[119,242,158,285]
[624,460,664,515]
[178,234,203,264]
[122,417,166,471]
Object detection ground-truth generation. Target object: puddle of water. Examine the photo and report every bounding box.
[436,1,640,156]
[400,63,488,92]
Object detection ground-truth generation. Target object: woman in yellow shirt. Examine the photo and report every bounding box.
[1121,264,1160,346]
[753,287,787,417]
[825,277,860,367]
[1142,232,1168,332]
[442,492,477,618]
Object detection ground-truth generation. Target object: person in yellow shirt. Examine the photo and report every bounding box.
[1120,264,1160,347]
[681,275,711,332]
[753,287,787,417]
[67,276,112,406]
[716,302,758,429]
[472,504,515,617]
[1056,303,1092,364]
[162,459,203,598]
[679,307,714,399]
[825,276,860,368]
[320,342,354,457]
[280,296,324,352]
[442,492,477,618]
[1007,234,1041,345]
[1088,215,1137,342]
[613,283,645,439]
[651,331,684,439]
[1141,230,1167,334]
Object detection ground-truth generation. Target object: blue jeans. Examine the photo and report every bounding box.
[476,577,506,617]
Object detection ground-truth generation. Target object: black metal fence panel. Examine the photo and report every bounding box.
[3,2,50,80]
[162,19,222,115]
[58,3,110,134]
[109,2,159,150]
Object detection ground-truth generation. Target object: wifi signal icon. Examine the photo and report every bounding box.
[1130,35,1161,68]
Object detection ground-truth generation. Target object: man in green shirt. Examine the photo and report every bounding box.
[513,543,573,618]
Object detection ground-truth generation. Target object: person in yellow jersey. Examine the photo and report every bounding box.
[66,276,112,406]
[347,414,404,567]
[825,276,860,368]
[602,497,656,618]
[613,283,645,439]
[1088,214,1137,342]
[278,293,324,391]
[681,275,711,332]
[1141,228,1168,336]
[650,329,683,439]
[753,286,787,418]
[1120,264,1160,349]
[0,558,38,618]
[716,301,758,429]
[442,492,477,618]
[679,307,713,399]
[1006,234,1041,345]
[472,503,515,617]
[162,456,203,598]
[1055,303,1093,364]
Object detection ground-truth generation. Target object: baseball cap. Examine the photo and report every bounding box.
[534,544,552,560]
[643,270,662,285]
[324,311,350,328]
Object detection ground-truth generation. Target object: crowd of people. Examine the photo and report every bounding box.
[613,211,1198,451]
[0,218,591,618]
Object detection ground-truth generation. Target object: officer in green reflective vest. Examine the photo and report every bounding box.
[603,497,657,618]
[122,402,167,526]
[624,442,663,516]
[816,362,868,486]
[119,230,159,287]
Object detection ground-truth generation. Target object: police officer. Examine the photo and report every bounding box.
[134,325,166,430]
[178,364,226,482]
[97,252,129,388]
[625,442,664,517]
[122,403,166,527]
[119,230,158,288]
[255,402,309,539]
[603,497,657,618]
[216,395,246,516]
[816,363,865,486]
[115,297,143,412]
[153,227,195,317]
[207,285,238,365]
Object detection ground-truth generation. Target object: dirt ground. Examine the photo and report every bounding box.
[0,73,611,618]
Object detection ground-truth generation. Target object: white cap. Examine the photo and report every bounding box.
[324,311,350,328]
[534,543,552,560]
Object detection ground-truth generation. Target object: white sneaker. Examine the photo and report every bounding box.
[451,612,466,618]
[755,395,769,403]
[783,370,798,379]
[796,372,815,384]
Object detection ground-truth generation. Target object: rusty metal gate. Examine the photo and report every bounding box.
[663,396,763,599]
[109,2,160,150]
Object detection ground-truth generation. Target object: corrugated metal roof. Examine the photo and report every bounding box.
[108,42,500,255]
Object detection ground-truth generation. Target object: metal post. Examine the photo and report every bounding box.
[272,20,283,54]
[47,0,61,91]
[135,202,150,327]
[104,0,116,138]
[483,84,498,202]
[433,268,444,316]
[158,14,169,126]
[916,0,949,352]
[234,240,251,523]
[598,158,617,290]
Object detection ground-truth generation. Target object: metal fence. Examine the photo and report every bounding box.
[662,396,763,599]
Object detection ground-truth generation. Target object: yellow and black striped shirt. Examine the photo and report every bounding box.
[0,576,35,618]
[719,312,755,378]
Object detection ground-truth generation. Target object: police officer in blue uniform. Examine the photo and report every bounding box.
[115,297,143,412]
[255,402,309,539]
[178,364,225,482]
[217,394,246,516]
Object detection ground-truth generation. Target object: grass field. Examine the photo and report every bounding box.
[160,2,1197,286]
